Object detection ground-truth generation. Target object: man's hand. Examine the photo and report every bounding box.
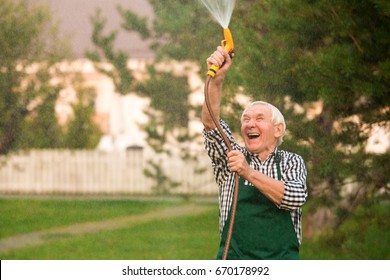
[227,150,285,205]
[206,46,232,78]
[227,150,253,178]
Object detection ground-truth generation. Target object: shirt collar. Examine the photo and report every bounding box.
[246,147,279,163]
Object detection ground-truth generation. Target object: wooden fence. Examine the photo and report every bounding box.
[0,149,217,195]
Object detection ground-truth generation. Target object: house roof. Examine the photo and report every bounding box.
[30,0,154,58]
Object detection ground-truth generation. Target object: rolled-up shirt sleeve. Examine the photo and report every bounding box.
[202,120,239,188]
[279,154,308,211]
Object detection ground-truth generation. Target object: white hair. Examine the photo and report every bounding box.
[241,101,286,146]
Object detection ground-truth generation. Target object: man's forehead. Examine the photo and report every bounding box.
[243,103,271,116]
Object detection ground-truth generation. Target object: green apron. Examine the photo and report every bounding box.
[217,154,300,260]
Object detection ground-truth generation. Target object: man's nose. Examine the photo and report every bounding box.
[247,118,255,127]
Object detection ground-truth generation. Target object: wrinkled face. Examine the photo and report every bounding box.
[241,104,282,156]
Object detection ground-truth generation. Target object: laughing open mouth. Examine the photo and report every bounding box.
[247,133,260,139]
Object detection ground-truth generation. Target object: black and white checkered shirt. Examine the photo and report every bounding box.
[203,120,308,244]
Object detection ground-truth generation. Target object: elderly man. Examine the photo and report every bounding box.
[202,46,308,260]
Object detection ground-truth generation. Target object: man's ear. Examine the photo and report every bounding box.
[274,123,284,138]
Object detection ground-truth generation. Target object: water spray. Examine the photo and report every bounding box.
[200,0,236,77]
[200,0,238,260]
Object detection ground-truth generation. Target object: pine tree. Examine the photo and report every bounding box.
[233,0,390,230]
[90,0,389,224]
[0,0,70,154]
[146,0,390,230]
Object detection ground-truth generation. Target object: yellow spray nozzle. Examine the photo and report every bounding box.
[222,28,235,57]
[207,27,235,77]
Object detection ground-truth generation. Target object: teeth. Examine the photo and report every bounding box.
[248,133,260,139]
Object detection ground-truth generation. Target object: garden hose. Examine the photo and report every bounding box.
[204,27,238,260]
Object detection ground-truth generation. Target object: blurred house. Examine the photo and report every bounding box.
[54,58,206,153]
[30,0,388,154]
[31,0,154,58]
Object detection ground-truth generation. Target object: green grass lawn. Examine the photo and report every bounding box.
[1,210,219,260]
[1,197,388,260]
[300,201,390,260]
[0,197,220,259]
[0,198,180,238]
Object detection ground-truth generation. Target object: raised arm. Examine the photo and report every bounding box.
[201,46,232,131]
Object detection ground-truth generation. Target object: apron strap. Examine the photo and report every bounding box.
[245,151,282,181]
[276,151,281,181]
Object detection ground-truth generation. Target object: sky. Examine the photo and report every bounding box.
[30,0,154,58]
